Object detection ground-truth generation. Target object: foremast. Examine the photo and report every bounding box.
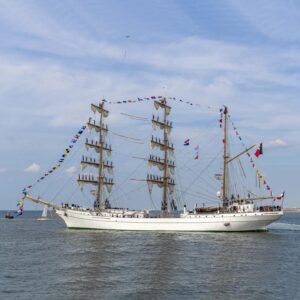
[147,98,176,216]
[77,102,113,210]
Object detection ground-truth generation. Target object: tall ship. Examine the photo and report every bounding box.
[24,98,283,231]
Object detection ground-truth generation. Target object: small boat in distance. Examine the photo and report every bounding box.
[5,212,14,219]
[37,205,50,221]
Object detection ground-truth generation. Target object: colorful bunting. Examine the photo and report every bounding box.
[17,198,24,206]
[219,109,223,128]
[16,205,23,216]
[22,124,86,195]
[228,115,275,198]
[105,96,213,111]
[16,198,24,216]
[184,139,190,146]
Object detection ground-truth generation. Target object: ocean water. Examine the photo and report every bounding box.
[1,211,299,300]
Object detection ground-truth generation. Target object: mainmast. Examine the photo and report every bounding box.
[147,98,176,216]
[77,102,113,210]
[221,106,271,207]
[222,106,229,207]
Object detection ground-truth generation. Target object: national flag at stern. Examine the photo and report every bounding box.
[255,143,263,158]
[276,192,285,200]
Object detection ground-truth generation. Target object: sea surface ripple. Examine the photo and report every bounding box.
[1,211,299,300]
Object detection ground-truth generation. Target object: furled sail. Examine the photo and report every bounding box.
[80,156,98,170]
[154,100,171,115]
[87,119,108,136]
[148,155,175,173]
[85,138,112,155]
[91,104,109,117]
[80,157,113,174]
[152,116,172,134]
[103,161,114,174]
[150,137,174,154]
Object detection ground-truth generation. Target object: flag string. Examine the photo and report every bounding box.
[227,115,273,197]
[103,95,215,110]
[22,125,87,194]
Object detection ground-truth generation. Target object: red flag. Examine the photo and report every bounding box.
[255,143,263,157]
[276,192,285,200]
[254,149,260,158]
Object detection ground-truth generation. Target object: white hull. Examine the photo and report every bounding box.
[55,208,283,232]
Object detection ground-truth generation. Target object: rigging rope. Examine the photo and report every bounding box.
[228,114,274,196]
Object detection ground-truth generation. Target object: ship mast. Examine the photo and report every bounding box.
[222,106,229,207]
[77,102,113,210]
[147,98,176,216]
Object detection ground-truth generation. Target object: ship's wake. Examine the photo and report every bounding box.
[268,222,300,231]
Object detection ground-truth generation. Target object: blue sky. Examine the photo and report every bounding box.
[0,0,299,210]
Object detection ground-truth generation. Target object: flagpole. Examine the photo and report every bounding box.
[281,191,285,209]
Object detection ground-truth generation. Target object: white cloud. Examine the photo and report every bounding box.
[25,163,40,173]
[265,139,288,148]
[65,166,77,176]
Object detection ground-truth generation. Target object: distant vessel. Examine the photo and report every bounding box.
[25,98,283,231]
[5,212,14,219]
[37,205,50,221]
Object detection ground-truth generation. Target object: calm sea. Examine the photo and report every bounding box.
[0,211,299,300]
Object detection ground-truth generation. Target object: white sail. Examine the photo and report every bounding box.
[42,205,48,218]
[37,205,50,221]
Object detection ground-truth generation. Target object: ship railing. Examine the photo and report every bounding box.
[258,205,282,212]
